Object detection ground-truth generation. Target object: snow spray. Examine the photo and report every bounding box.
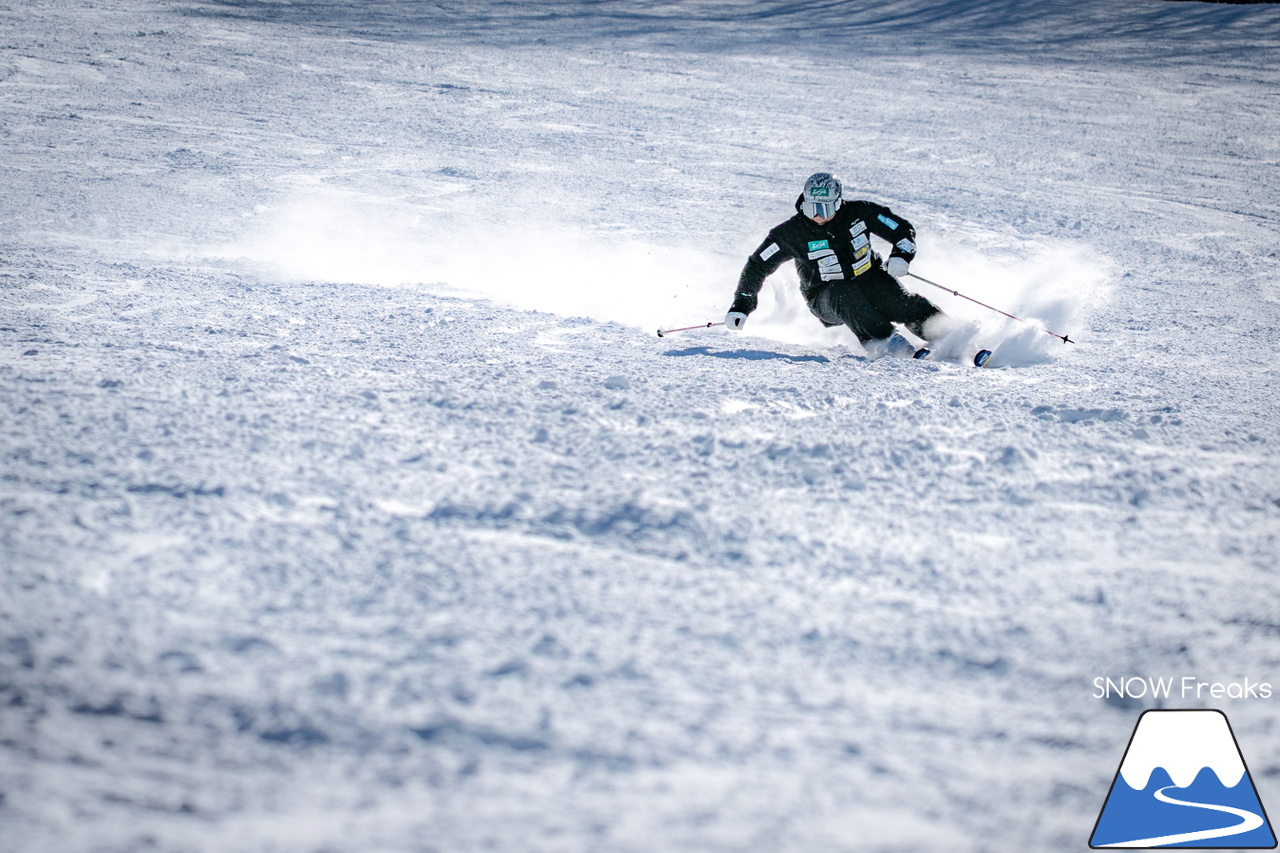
[907,272,1074,344]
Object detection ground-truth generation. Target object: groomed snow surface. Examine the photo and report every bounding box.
[3,1,1280,851]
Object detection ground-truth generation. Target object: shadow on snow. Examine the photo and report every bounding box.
[663,346,831,364]
[176,0,1280,59]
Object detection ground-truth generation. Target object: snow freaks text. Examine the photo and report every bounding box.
[1093,677,1273,701]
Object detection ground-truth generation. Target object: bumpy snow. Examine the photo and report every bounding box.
[3,1,1280,851]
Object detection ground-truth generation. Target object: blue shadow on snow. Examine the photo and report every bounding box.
[663,346,829,364]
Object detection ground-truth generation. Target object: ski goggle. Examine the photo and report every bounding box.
[802,199,839,220]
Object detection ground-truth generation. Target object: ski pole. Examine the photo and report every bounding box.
[657,321,723,338]
[906,272,1074,344]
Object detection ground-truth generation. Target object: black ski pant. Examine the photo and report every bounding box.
[809,269,942,344]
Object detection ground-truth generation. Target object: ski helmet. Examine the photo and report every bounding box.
[801,172,843,220]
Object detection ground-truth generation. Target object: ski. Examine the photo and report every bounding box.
[910,347,993,368]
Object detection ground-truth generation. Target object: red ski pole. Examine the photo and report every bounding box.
[657,321,724,338]
[907,272,1074,344]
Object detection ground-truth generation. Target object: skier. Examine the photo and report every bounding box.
[726,172,987,364]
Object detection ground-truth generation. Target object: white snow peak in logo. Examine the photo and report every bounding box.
[1090,710,1276,849]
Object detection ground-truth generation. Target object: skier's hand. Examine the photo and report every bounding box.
[886,257,910,278]
[725,311,748,331]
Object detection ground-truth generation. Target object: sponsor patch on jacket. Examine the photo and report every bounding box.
[808,248,835,260]
[896,237,916,253]
[818,254,844,281]
[807,239,829,252]
[850,221,867,237]
[878,214,899,230]
[760,243,780,260]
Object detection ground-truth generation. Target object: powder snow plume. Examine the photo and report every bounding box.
[217,189,734,332]
[905,237,1114,366]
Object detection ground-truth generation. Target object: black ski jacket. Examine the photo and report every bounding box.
[730,195,917,315]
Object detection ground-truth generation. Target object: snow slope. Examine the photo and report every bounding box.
[3,1,1280,851]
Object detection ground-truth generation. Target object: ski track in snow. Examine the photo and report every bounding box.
[3,1,1280,851]
[1111,786,1264,848]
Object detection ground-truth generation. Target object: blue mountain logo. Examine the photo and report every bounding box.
[1091,710,1276,848]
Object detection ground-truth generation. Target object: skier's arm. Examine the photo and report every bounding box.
[866,204,917,276]
[730,234,790,316]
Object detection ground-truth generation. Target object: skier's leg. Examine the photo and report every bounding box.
[859,269,944,340]
[811,281,895,344]
[862,270,990,363]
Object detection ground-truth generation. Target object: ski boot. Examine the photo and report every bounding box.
[884,333,917,359]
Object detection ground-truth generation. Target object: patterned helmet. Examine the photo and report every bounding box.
[801,172,843,220]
